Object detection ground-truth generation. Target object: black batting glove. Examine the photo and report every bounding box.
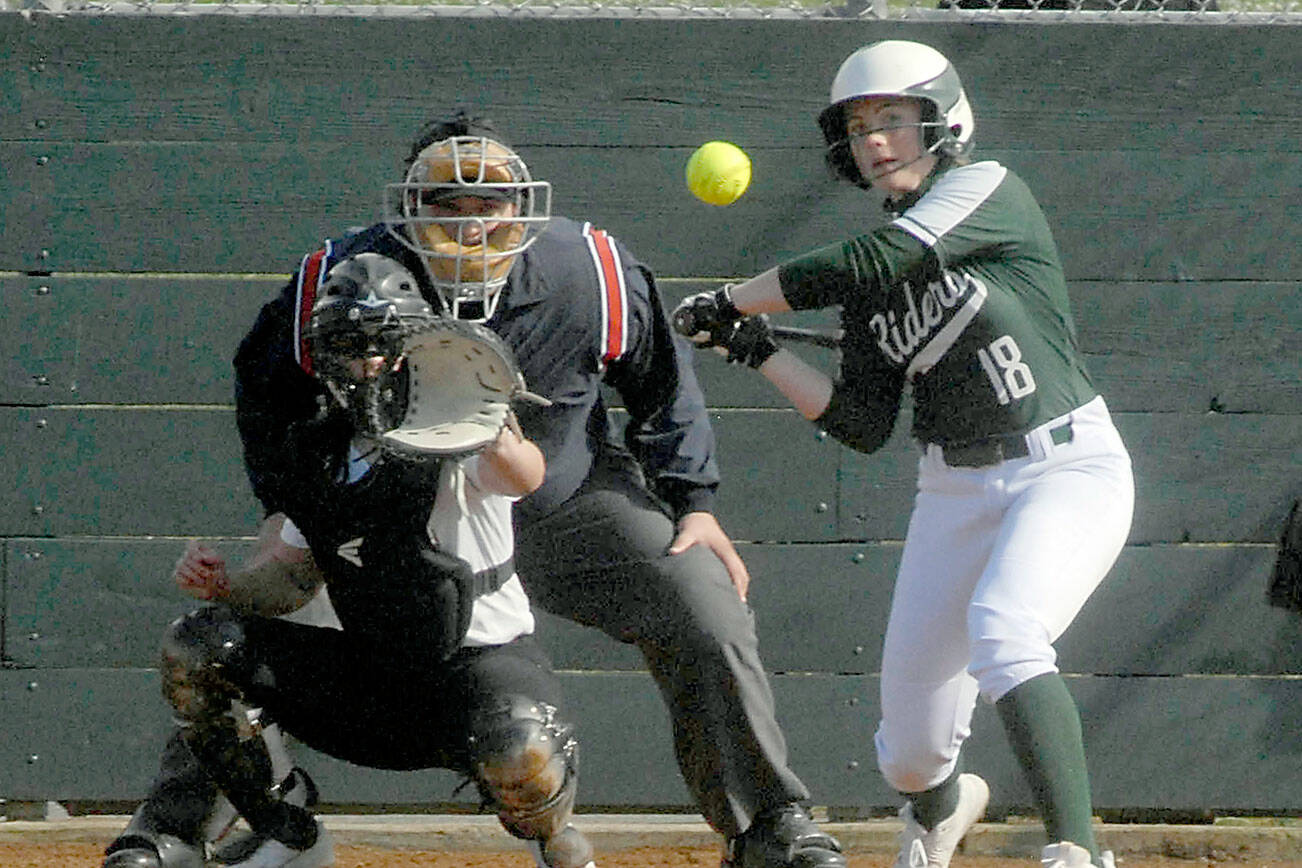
[714,315,781,369]
[671,285,744,340]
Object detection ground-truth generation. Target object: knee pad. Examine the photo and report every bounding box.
[467,695,579,842]
[159,605,253,726]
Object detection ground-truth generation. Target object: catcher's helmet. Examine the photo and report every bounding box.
[818,40,975,187]
[385,127,551,322]
[305,253,434,384]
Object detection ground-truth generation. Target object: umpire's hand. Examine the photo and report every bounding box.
[669,512,752,602]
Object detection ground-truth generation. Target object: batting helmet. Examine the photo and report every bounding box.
[818,40,975,187]
[384,116,551,322]
[304,253,434,388]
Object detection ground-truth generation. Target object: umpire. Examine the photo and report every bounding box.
[101,114,845,868]
[231,114,846,868]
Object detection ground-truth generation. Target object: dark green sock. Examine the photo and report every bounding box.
[996,673,1099,862]
[907,762,962,831]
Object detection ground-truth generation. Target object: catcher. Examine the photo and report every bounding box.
[108,253,597,868]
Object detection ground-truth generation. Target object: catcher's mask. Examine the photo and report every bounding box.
[384,135,552,322]
[304,253,435,405]
[818,40,974,188]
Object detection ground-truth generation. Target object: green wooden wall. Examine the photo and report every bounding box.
[3,12,1300,815]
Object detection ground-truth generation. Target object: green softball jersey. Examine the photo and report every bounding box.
[778,160,1097,449]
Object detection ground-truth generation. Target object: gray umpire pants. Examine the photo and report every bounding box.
[513,451,810,838]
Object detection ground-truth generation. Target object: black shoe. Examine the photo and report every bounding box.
[104,849,161,868]
[103,835,203,868]
[723,805,847,868]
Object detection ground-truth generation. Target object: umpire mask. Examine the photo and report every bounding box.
[385,136,552,322]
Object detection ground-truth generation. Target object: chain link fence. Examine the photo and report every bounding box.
[7,0,1301,20]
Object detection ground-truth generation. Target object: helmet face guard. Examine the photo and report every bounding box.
[818,40,975,187]
[384,136,552,321]
[304,253,435,409]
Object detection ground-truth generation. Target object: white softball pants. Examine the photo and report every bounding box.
[874,396,1134,793]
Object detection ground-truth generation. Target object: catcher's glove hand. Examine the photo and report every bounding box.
[367,318,549,460]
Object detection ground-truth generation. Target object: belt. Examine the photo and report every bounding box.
[938,421,1073,468]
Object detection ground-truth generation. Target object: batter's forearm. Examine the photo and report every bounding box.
[726,268,792,315]
[757,350,834,421]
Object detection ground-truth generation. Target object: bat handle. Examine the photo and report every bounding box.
[672,306,701,338]
[771,326,843,349]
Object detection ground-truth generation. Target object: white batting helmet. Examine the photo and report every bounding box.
[818,40,975,186]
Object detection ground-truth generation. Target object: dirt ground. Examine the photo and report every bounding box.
[6,843,1302,868]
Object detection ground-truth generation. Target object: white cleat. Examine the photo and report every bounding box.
[225,821,334,868]
[894,773,991,868]
[1042,841,1116,868]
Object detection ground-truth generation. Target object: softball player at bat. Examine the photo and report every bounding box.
[674,40,1134,868]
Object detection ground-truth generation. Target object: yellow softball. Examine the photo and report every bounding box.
[685,141,752,207]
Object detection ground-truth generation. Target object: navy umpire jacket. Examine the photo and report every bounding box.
[234,216,722,528]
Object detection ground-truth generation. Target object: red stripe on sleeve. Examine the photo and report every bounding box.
[297,248,327,375]
[589,229,625,363]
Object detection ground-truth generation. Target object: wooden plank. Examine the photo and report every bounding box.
[13,17,1299,153]
[0,275,282,406]
[947,672,1302,813]
[0,406,837,540]
[4,668,1301,811]
[2,537,227,669]
[4,274,1298,417]
[838,410,1302,545]
[1073,281,1302,415]
[1057,543,1299,677]
[1009,149,1301,284]
[1121,412,1302,545]
[3,405,1297,543]
[0,667,474,806]
[9,538,1294,677]
[1,538,7,663]
[8,18,1296,280]
[0,275,829,409]
[662,276,1302,418]
[1067,674,1302,812]
[0,668,686,807]
[732,541,1302,678]
[0,669,180,803]
[7,140,1298,281]
[0,406,262,538]
[711,410,842,542]
[1,140,379,276]
[0,14,35,132]
[0,536,889,673]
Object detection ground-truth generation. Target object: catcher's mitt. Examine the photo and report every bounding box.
[1267,498,1302,614]
[367,318,549,459]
